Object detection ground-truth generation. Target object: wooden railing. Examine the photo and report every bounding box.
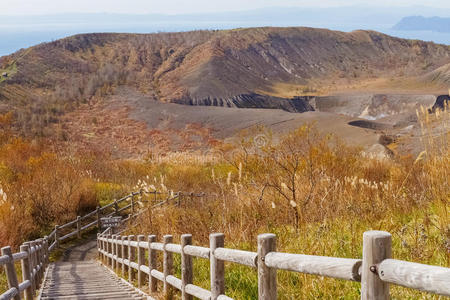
[0,238,48,300]
[0,189,167,300]
[97,231,450,300]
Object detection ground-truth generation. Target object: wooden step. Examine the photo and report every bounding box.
[39,260,149,300]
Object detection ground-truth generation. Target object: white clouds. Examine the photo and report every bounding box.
[2,0,450,15]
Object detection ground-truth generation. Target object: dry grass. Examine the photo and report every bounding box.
[0,108,448,298]
[257,82,324,98]
[124,109,449,299]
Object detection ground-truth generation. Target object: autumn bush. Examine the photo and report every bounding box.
[0,113,148,247]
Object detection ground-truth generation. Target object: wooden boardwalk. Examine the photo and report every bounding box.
[39,261,148,299]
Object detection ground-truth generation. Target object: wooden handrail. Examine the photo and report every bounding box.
[0,237,48,300]
[97,231,450,300]
[1,189,233,300]
[0,189,173,300]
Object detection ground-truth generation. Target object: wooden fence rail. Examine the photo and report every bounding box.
[0,238,48,300]
[98,231,450,300]
[0,189,168,300]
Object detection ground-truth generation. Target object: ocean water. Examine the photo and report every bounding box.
[1,22,449,57]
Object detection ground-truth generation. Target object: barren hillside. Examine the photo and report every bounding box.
[0,27,449,154]
[1,27,449,110]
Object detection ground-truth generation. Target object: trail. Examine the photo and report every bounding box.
[39,236,148,300]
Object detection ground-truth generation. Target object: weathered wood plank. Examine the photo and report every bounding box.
[264,252,361,281]
[217,295,234,300]
[151,269,164,281]
[166,275,182,290]
[0,254,10,266]
[378,259,450,296]
[214,248,257,268]
[185,284,212,300]
[184,245,210,259]
[0,287,18,300]
[150,242,164,251]
[166,243,182,254]
[39,261,148,300]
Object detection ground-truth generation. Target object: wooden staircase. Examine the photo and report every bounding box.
[39,261,148,300]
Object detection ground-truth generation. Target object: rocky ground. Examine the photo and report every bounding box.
[53,86,448,159]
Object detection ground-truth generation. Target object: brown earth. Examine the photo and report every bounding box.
[1,27,449,112]
[52,87,385,158]
[0,27,448,157]
[53,87,448,158]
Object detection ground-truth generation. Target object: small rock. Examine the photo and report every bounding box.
[363,144,393,160]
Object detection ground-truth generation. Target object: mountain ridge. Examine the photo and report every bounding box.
[0,27,449,134]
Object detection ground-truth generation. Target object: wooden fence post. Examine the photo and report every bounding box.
[24,242,35,296]
[102,235,107,266]
[38,239,44,280]
[31,241,40,289]
[99,235,104,262]
[130,195,135,216]
[163,235,173,298]
[148,235,157,293]
[106,234,112,267]
[96,206,101,230]
[210,233,225,300]
[29,241,37,290]
[116,235,121,272]
[181,234,193,300]
[128,235,136,283]
[100,235,104,263]
[122,236,128,277]
[114,200,119,215]
[1,246,21,300]
[137,235,145,288]
[177,191,182,206]
[112,235,117,270]
[258,233,277,300]
[54,225,59,248]
[38,239,44,281]
[43,236,49,267]
[20,244,33,300]
[28,242,35,294]
[35,240,42,289]
[96,233,100,260]
[115,235,119,270]
[361,231,391,300]
[38,239,43,281]
[77,216,81,239]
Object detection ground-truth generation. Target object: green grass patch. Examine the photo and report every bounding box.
[0,62,17,83]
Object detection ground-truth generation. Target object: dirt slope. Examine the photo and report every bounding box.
[1,27,449,114]
[0,27,448,157]
[53,87,383,158]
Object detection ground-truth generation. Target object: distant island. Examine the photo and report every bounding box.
[393,16,450,33]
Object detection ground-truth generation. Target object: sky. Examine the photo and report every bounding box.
[2,0,450,15]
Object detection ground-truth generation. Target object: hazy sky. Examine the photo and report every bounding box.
[3,0,450,15]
